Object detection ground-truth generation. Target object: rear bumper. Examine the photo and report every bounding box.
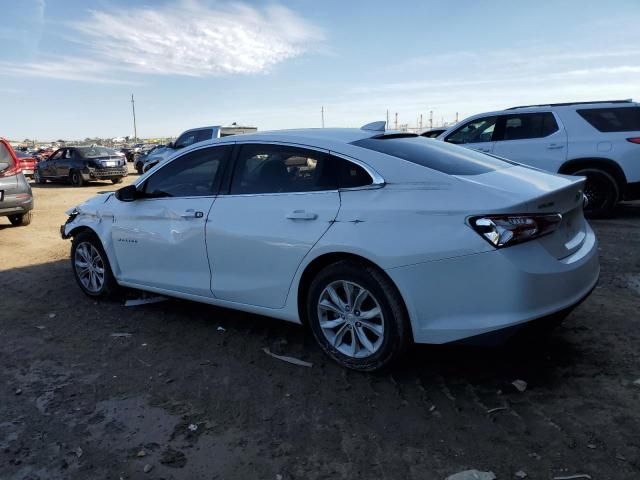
[82,166,128,180]
[0,197,33,216]
[386,224,600,344]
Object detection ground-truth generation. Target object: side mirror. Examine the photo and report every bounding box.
[115,184,141,202]
[166,141,175,149]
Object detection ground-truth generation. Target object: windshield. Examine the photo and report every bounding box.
[77,147,117,158]
[351,135,514,175]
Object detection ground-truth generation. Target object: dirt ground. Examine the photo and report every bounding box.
[1,168,639,480]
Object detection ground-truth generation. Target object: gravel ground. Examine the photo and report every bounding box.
[1,170,639,480]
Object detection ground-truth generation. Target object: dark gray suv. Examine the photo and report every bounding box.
[0,138,33,226]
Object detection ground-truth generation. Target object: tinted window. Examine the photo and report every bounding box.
[445,116,497,144]
[77,147,116,158]
[352,136,513,176]
[50,150,64,160]
[421,129,446,138]
[196,129,213,142]
[577,107,640,132]
[231,144,336,194]
[143,146,229,197]
[498,112,558,140]
[330,156,372,188]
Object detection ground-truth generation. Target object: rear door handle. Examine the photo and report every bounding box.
[286,210,318,221]
[181,209,204,219]
[547,144,565,150]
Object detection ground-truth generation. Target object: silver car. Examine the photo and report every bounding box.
[0,138,33,226]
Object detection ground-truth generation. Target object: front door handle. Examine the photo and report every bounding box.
[181,209,204,219]
[286,210,318,221]
[547,144,565,150]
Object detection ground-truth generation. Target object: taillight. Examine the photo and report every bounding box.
[469,213,562,248]
[626,137,640,144]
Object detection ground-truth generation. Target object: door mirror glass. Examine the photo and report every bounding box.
[115,184,141,202]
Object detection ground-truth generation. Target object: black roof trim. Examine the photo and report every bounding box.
[507,99,633,110]
[370,133,419,139]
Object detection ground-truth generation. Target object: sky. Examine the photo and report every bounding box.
[1,0,639,140]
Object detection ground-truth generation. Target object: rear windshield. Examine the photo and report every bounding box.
[351,136,513,175]
[577,107,640,132]
[77,147,117,158]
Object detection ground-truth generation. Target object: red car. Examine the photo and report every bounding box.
[15,151,37,178]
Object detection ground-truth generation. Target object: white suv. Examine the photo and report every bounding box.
[438,100,640,216]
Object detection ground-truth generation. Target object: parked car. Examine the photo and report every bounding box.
[0,138,33,226]
[420,128,448,138]
[141,126,222,173]
[135,145,166,174]
[61,123,599,370]
[14,150,37,178]
[35,146,128,186]
[438,100,640,217]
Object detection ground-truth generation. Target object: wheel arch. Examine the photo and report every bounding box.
[559,157,627,191]
[295,251,414,342]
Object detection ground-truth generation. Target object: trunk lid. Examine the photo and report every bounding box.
[456,166,588,259]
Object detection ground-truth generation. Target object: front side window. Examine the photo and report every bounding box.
[50,149,64,161]
[231,144,336,194]
[577,107,640,132]
[445,116,498,144]
[174,130,198,149]
[143,146,229,198]
[497,112,558,141]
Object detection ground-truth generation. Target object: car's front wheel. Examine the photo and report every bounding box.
[8,211,32,226]
[574,168,619,218]
[111,177,123,184]
[71,231,118,298]
[307,260,411,371]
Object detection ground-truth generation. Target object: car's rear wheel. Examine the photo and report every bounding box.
[111,177,123,184]
[70,170,85,187]
[71,231,118,298]
[307,260,410,371]
[34,169,45,184]
[8,211,32,226]
[574,168,619,218]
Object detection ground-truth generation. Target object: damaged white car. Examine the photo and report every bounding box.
[61,123,599,371]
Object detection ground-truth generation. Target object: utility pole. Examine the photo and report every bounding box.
[131,94,138,142]
[419,113,423,130]
[429,110,433,129]
[386,110,389,130]
[455,112,459,123]
[321,106,325,128]
[394,112,398,130]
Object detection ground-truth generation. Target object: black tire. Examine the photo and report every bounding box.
[70,170,85,187]
[307,260,411,371]
[111,177,123,184]
[70,231,119,298]
[8,211,32,226]
[34,169,46,184]
[573,168,619,218]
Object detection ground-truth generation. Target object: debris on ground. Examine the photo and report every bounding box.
[111,333,132,338]
[446,469,496,480]
[217,326,226,332]
[514,470,527,478]
[188,424,198,432]
[35,325,46,330]
[160,447,187,468]
[48,313,56,318]
[486,407,507,414]
[553,475,592,480]
[136,449,147,457]
[14,388,22,395]
[73,447,83,458]
[512,379,528,392]
[587,443,597,449]
[143,464,153,473]
[124,296,167,307]
[632,378,640,386]
[262,347,313,368]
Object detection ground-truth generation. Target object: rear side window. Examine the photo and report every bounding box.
[0,142,14,170]
[196,129,213,142]
[330,156,372,188]
[577,107,640,132]
[231,144,336,194]
[352,136,513,176]
[498,112,558,140]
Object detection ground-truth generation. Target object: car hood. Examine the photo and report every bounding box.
[65,192,114,216]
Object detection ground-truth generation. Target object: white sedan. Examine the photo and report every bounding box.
[61,122,600,371]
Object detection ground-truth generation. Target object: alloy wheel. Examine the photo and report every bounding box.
[74,242,106,293]
[317,280,385,358]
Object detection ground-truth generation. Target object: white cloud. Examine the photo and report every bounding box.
[0,0,322,83]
